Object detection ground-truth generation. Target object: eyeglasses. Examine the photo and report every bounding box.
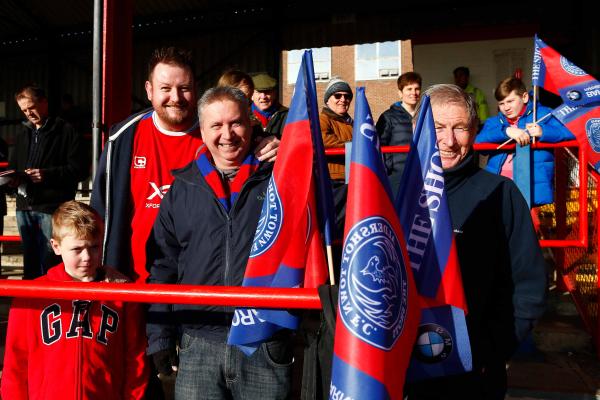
[333,93,352,100]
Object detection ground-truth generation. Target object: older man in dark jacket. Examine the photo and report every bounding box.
[147,86,291,400]
[10,84,87,279]
[406,84,547,400]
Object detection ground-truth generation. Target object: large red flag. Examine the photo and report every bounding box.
[533,35,600,107]
[329,87,420,400]
[552,102,600,172]
[228,51,327,354]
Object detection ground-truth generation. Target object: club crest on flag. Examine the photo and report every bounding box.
[414,323,453,364]
[359,119,377,141]
[586,118,600,152]
[560,57,587,76]
[250,177,283,257]
[340,216,409,350]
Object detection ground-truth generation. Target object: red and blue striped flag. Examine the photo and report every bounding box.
[552,102,600,172]
[533,34,600,107]
[395,95,472,380]
[228,51,328,354]
[329,87,420,400]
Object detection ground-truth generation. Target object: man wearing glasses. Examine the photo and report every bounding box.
[405,84,546,400]
[319,77,354,182]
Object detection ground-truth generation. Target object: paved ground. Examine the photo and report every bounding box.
[506,290,600,399]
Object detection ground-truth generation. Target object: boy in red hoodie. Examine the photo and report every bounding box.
[1,201,148,400]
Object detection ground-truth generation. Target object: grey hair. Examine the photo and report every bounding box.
[415,84,479,131]
[197,86,250,125]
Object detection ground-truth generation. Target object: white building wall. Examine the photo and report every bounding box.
[413,37,534,117]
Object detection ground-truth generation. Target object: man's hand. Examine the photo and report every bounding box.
[254,135,279,162]
[152,348,179,377]
[25,168,44,183]
[506,127,530,146]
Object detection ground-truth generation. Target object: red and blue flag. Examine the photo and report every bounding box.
[533,34,600,107]
[228,50,328,354]
[395,95,472,380]
[329,87,420,400]
[552,102,600,172]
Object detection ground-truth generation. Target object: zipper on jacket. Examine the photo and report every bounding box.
[223,215,233,286]
[76,304,84,400]
[181,166,269,286]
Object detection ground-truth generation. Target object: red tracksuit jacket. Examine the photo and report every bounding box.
[0,264,148,399]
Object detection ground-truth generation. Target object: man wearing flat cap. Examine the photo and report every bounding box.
[251,73,288,138]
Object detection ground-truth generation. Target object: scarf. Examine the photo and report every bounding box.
[195,146,260,212]
[251,103,278,128]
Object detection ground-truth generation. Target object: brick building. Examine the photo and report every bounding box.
[281,40,414,121]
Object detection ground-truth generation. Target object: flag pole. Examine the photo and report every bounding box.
[532,85,538,144]
[326,245,335,285]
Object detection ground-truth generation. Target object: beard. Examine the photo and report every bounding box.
[154,102,194,130]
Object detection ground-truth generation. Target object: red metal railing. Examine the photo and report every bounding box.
[0,141,586,246]
[553,149,599,355]
[0,281,322,308]
[1,141,595,337]
[326,140,587,248]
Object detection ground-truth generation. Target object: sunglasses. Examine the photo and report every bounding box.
[333,93,352,100]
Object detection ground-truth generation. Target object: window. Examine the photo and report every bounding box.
[355,41,401,81]
[287,47,331,84]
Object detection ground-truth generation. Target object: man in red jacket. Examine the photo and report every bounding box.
[1,201,148,400]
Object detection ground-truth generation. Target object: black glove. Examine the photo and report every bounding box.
[152,348,178,376]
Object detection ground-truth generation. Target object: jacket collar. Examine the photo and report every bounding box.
[23,115,57,133]
[173,152,273,187]
[322,106,353,124]
[46,263,106,282]
[443,151,479,194]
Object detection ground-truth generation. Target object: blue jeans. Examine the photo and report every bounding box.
[16,210,54,280]
[175,333,293,400]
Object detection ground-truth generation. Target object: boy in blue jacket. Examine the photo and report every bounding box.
[476,77,574,206]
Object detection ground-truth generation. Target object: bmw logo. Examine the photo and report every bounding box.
[414,323,453,364]
[566,90,582,102]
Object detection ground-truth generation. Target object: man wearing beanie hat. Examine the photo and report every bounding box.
[251,72,288,138]
[320,77,353,181]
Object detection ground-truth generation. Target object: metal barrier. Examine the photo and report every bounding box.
[554,147,600,354]
[2,139,599,358]
[0,141,587,246]
[0,281,321,308]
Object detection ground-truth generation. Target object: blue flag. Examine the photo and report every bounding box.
[395,95,472,380]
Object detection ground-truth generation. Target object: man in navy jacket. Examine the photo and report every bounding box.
[406,84,547,400]
[147,86,291,399]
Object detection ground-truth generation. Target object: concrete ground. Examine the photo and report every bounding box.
[506,290,600,400]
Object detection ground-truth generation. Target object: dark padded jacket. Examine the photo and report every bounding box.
[9,117,87,213]
[376,102,413,194]
[146,159,273,355]
[445,153,547,370]
[264,105,289,139]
